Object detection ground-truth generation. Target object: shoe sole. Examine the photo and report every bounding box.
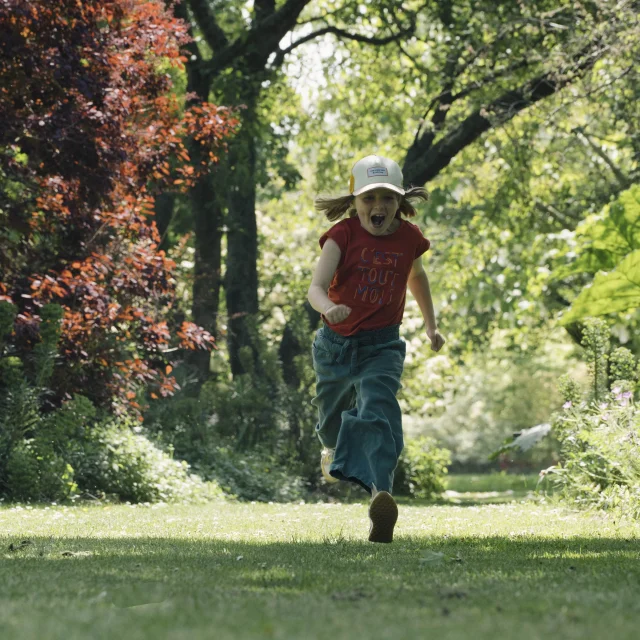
[368,491,398,543]
[321,450,339,484]
[322,468,339,484]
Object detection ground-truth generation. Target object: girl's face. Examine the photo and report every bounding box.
[354,188,400,236]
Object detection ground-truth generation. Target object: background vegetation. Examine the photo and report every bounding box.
[1,0,639,513]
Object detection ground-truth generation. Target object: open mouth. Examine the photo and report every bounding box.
[371,214,386,228]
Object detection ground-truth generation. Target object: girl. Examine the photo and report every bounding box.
[307,154,445,543]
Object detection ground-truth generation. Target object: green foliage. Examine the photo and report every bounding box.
[557,373,583,406]
[0,382,80,502]
[0,301,16,348]
[0,303,76,501]
[552,186,640,282]
[203,372,279,449]
[0,384,213,503]
[75,417,214,504]
[581,318,610,401]
[404,336,568,468]
[30,303,63,387]
[560,251,640,325]
[0,358,38,437]
[145,311,320,501]
[544,385,640,517]
[609,347,639,386]
[394,436,450,499]
[497,320,640,516]
[558,187,640,325]
[200,326,290,450]
[4,440,76,502]
[193,443,307,503]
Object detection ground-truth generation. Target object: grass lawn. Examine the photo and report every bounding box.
[2,496,640,639]
[445,472,545,494]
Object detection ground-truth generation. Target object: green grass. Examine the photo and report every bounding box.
[446,472,549,494]
[2,497,640,639]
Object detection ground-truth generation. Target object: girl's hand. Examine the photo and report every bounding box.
[325,304,352,324]
[427,329,446,352]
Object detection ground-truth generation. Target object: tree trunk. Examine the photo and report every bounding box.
[224,95,260,377]
[187,169,225,379]
[180,39,225,382]
[154,191,176,252]
[279,301,321,387]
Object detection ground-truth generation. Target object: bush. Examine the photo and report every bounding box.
[545,382,639,515]
[4,440,76,502]
[192,443,308,503]
[0,300,218,503]
[0,387,217,503]
[530,318,640,516]
[75,417,216,503]
[0,302,78,501]
[394,436,451,499]
[144,313,321,501]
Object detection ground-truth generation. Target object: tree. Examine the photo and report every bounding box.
[172,0,418,378]
[0,0,237,413]
[277,0,640,384]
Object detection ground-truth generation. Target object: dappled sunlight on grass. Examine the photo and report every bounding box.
[1,501,640,639]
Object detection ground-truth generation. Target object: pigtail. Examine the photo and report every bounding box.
[397,186,429,218]
[315,186,428,221]
[314,194,356,221]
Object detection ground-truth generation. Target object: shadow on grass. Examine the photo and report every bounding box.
[394,491,551,507]
[2,532,639,608]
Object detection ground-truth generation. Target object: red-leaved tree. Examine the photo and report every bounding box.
[0,0,237,414]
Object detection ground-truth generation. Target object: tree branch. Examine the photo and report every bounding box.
[533,198,578,229]
[449,59,534,104]
[410,23,548,147]
[272,21,415,68]
[254,0,276,23]
[187,0,229,52]
[295,3,358,27]
[573,126,631,189]
[403,42,604,186]
[174,0,210,99]
[204,0,312,78]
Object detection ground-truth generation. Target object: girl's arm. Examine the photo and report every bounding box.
[407,257,438,335]
[307,239,352,323]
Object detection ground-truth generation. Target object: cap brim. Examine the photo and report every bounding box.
[352,182,405,196]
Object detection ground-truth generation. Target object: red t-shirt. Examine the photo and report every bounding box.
[319,216,430,336]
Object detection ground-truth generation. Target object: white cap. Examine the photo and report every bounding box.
[349,155,405,197]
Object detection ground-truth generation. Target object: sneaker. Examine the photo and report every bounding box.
[368,488,398,543]
[321,448,339,484]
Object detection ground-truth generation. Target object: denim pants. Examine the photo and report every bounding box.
[311,322,406,494]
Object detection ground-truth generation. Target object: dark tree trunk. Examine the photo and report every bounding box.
[279,301,321,387]
[175,7,226,382]
[187,169,225,379]
[224,96,260,376]
[154,191,176,252]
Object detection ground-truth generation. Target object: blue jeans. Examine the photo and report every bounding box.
[311,323,406,494]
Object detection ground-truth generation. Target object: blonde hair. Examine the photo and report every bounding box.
[315,186,429,222]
